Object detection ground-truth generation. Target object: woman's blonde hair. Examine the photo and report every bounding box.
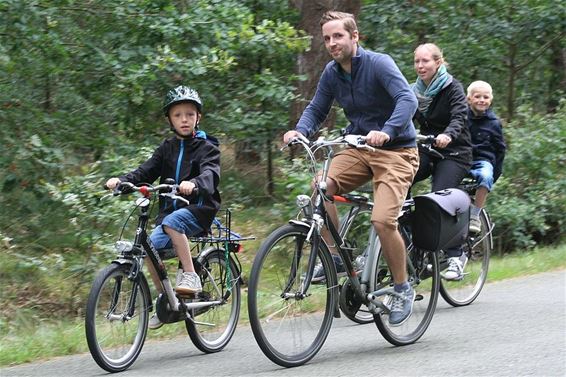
[414,43,448,67]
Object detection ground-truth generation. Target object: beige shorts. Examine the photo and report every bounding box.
[327,147,419,228]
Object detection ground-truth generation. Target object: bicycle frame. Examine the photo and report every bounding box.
[286,136,399,314]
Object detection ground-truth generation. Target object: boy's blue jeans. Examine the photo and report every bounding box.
[469,160,494,191]
[149,208,203,250]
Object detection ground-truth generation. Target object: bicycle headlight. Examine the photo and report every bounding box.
[296,195,311,208]
[115,241,133,253]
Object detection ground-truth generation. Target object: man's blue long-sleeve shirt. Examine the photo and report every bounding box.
[296,46,418,149]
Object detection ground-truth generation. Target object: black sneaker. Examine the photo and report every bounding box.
[388,285,415,326]
[311,255,345,283]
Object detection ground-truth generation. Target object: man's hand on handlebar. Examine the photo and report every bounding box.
[365,130,390,147]
[283,130,306,145]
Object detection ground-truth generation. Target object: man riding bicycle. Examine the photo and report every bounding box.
[283,11,419,326]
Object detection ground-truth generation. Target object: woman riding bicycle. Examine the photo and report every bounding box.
[411,43,473,281]
[105,85,221,329]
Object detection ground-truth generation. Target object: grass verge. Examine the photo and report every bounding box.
[1,243,564,367]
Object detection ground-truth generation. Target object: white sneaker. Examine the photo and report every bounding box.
[176,271,202,295]
[469,216,482,233]
[148,312,163,330]
[443,254,468,281]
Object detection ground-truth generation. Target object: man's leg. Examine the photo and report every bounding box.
[373,222,407,284]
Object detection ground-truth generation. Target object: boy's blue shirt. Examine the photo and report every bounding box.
[296,45,418,149]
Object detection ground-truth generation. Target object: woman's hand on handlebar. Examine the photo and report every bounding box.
[365,130,390,147]
[179,180,196,195]
[435,133,452,148]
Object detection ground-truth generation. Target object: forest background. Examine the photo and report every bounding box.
[0,0,564,361]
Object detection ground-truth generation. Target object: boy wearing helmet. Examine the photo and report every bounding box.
[105,85,221,329]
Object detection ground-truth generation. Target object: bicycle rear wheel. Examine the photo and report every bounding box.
[85,263,150,373]
[440,210,491,306]
[373,243,440,346]
[186,248,241,353]
[248,223,337,367]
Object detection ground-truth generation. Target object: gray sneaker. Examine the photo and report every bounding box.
[176,271,202,295]
[149,299,163,330]
[388,286,415,326]
[469,216,482,233]
[148,312,163,330]
[311,255,346,283]
[443,254,468,281]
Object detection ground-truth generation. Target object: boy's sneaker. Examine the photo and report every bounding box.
[469,216,482,234]
[148,299,163,330]
[148,312,163,330]
[176,271,202,295]
[311,255,346,283]
[443,254,468,281]
[388,285,415,326]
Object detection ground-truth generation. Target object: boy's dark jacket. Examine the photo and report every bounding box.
[119,132,221,230]
[413,79,473,166]
[468,108,506,181]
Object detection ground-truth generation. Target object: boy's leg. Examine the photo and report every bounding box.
[160,209,204,294]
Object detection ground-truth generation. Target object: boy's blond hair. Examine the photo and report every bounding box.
[467,80,493,98]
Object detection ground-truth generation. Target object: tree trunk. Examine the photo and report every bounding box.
[289,0,361,133]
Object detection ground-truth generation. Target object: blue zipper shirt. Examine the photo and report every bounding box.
[296,46,417,149]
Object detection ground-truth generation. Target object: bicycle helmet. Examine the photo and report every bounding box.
[163,85,203,116]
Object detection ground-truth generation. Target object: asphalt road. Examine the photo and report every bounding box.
[3,270,565,377]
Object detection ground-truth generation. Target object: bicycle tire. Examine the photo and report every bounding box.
[248,223,337,367]
[186,248,241,353]
[373,241,440,346]
[85,263,150,373]
[440,210,491,306]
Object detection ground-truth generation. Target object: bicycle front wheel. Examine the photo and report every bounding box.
[248,224,337,367]
[85,263,150,373]
[373,245,440,346]
[186,248,241,353]
[440,211,491,306]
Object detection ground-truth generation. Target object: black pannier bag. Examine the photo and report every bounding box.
[412,189,471,251]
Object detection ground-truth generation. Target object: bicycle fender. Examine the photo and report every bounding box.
[110,260,153,312]
[198,247,243,285]
[288,219,311,229]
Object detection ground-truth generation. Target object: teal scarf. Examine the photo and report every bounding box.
[413,64,452,115]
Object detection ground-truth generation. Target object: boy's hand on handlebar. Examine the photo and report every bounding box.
[365,130,390,147]
[105,178,121,190]
[179,180,196,195]
[435,133,452,148]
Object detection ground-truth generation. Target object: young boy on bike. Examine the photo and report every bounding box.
[284,11,419,326]
[105,85,221,329]
[466,80,506,233]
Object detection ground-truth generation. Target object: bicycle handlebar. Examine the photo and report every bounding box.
[105,181,192,206]
[287,134,376,152]
[416,133,444,160]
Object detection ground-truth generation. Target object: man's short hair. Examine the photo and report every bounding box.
[319,11,358,36]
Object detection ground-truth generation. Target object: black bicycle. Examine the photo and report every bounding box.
[85,181,253,372]
[247,134,440,367]
[417,135,494,306]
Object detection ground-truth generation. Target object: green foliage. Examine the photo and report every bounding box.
[488,103,566,251]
